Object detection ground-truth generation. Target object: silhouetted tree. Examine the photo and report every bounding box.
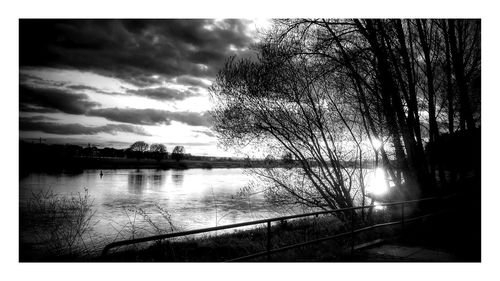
[171,146,185,162]
[149,143,167,161]
[82,144,98,158]
[211,43,369,215]
[128,141,149,160]
[211,18,480,214]
[270,19,480,197]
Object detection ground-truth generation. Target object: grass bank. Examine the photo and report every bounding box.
[98,208,406,262]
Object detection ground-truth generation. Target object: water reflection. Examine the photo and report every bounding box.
[128,171,145,194]
[171,170,184,186]
[150,173,164,190]
[20,168,314,238]
[365,167,390,196]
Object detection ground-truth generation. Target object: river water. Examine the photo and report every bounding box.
[19,168,297,243]
[20,167,387,248]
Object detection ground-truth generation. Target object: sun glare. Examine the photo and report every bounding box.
[373,202,385,211]
[367,167,389,196]
[371,138,382,150]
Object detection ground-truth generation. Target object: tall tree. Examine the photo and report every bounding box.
[211,18,480,213]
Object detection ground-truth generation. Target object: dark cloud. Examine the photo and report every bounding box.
[168,111,212,127]
[20,73,45,84]
[20,72,66,87]
[20,137,127,148]
[20,115,57,122]
[19,84,210,127]
[88,108,170,125]
[126,87,199,101]
[87,107,211,127]
[20,117,150,136]
[20,104,58,113]
[19,19,257,87]
[175,76,211,88]
[66,84,97,91]
[20,84,100,114]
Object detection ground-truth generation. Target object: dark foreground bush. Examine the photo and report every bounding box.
[20,189,97,261]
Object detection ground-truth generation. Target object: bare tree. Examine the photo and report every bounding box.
[264,19,480,197]
[128,141,149,160]
[171,146,185,162]
[211,41,372,220]
[150,143,167,161]
[210,18,480,214]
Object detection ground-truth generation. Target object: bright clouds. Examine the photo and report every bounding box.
[19,19,270,156]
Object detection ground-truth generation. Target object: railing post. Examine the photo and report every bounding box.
[267,221,272,261]
[401,202,405,240]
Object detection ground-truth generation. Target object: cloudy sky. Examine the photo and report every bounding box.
[19,19,271,156]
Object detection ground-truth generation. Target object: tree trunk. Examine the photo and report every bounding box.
[448,19,475,131]
[416,19,438,186]
[362,20,432,198]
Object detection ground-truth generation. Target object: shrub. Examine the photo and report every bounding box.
[20,188,97,259]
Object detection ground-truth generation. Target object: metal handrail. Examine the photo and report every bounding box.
[102,195,451,257]
[226,209,453,262]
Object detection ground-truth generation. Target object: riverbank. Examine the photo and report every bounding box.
[21,190,479,262]
[99,215,343,262]
[20,156,259,174]
[100,199,479,262]
[98,209,404,262]
[61,157,253,170]
[95,213,401,262]
[20,209,393,262]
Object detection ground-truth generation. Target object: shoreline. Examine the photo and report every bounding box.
[20,156,375,175]
[20,157,259,174]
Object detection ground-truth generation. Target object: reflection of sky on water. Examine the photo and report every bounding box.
[19,168,287,241]
[20,167,391,242]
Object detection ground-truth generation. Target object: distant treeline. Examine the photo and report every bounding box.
[19,141,244,160]
[18,140,373,175]
[19,141,247,174]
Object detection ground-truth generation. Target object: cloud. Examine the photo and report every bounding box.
[126,87,199,101]
[20,115,57,122]
[88,108,170,125]
[193,129,215,137]
[19,19,258,87]
[87,107,211,127]
[168,111,212,127]
[20,72,66,87]
[66,84,127,96]
[175,76,211,88]
[66,84,100,91]
[20,117,150,136]
[19,84,211,127]
[20,84,100,114]
[19,104,58,113]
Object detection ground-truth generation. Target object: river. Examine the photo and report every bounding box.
[19,168,298,243]
[20,167,388,250]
